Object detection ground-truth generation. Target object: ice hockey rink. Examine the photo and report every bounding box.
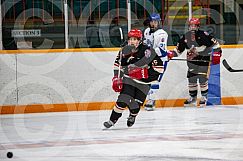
[1,105,243,161]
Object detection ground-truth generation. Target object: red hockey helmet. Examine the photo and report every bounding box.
[188,18,200,31]
[189,18,200,25]
[128,29,142,40]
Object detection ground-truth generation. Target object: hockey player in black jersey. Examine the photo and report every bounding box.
[103,29,164,128]
[170,18,222,107]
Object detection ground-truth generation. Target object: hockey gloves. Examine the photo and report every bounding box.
[167,50,174,60]
[112,76,123,92]
[128,66,148,80]
[212,51,222,65]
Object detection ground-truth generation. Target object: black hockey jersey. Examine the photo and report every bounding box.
[113,43,164,83]
[176,29,222,68]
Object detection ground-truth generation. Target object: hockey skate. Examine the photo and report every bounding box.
[144,99,155,111]
[199,96,207,107]
[103,120,115,128]
[127,115,136,127]
[184,96,197,107]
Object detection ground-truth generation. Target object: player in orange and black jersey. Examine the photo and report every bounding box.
[170,18,222,107]
[103,29,163,128]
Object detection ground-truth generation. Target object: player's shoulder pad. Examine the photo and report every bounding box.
[179,34,185,41]
[198,30,209,36]
[144,28,150,36]
[155,29,167,35]
[144,48,152,58]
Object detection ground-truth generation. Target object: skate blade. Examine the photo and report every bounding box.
[144,107,155,111]
[184,103,197,107]
[198,104,206,108]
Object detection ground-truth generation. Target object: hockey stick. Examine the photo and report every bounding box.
[119,27,128,47]
[222,59,243,72]
[119,27,123,43]
[171,58,211,63]
[118,27,124,78]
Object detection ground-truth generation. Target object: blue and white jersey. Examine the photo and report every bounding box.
[143,27,169,82]
[143,27,169,62]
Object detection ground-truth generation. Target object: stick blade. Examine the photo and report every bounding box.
[222,59,243,72]
[222,59,232,71]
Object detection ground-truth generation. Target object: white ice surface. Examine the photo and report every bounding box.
[1,105,243,161]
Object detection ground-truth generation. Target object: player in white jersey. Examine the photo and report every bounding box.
[143,13,172,111]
